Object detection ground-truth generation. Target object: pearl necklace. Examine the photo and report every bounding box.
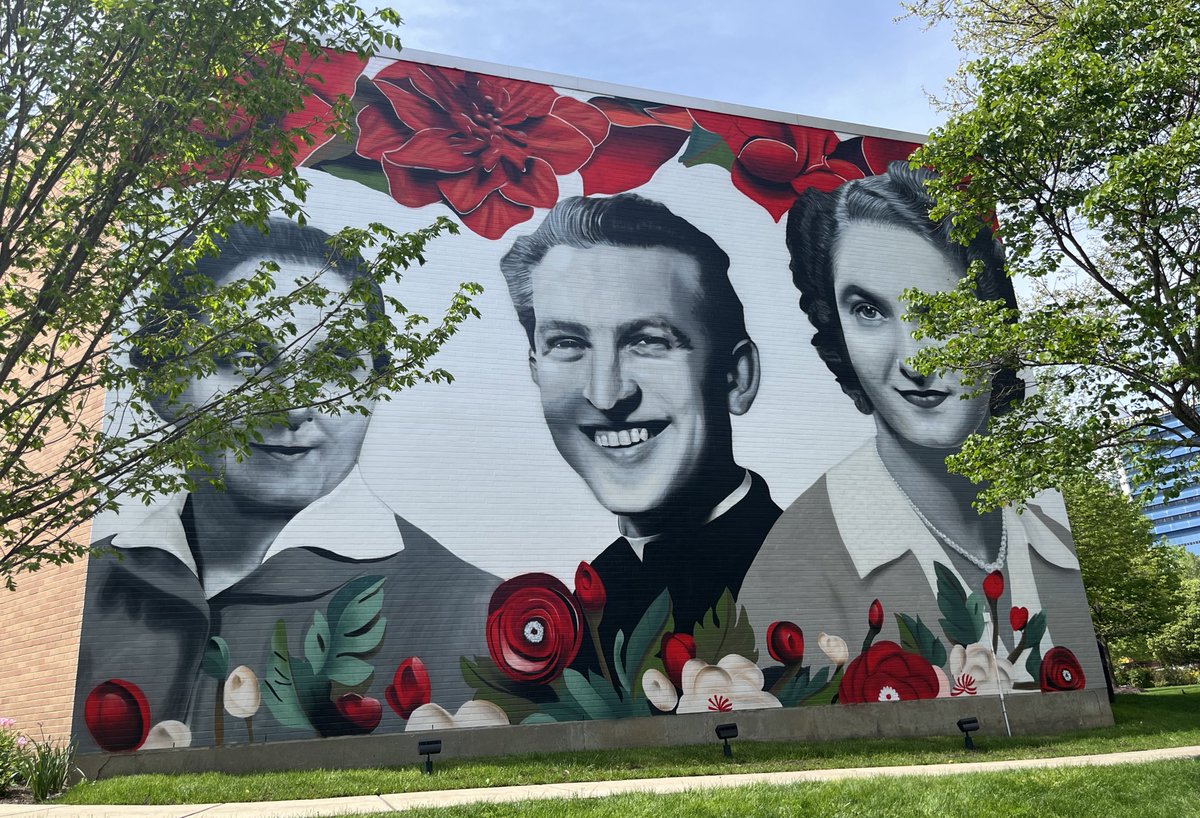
[879,457,1009,574]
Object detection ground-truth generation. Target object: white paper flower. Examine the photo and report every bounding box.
[405,699,509,732]
[642,668,679,712]
[142,720,191,750]
[949,644,1015,697]
[224,665,261,719]
[676,655,781,714]
[817,632,848,667]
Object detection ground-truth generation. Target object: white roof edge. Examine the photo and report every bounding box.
[381,46,929,145]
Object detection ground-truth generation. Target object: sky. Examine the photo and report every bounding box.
[382,0,962,137]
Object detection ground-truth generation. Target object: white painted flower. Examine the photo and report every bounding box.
[642,668,679,712]
[224,665,260,719]
[142,720,191,750]
[817,633,849,667]
[405,699,509,732]
[676,655,782,714]
[949,644,1015,697]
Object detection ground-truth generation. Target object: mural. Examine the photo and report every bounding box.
[73,50,1102,753]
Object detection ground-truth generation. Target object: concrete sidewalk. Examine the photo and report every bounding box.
[2,744,1197,818]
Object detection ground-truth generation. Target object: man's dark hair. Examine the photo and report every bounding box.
[786,161,1022,415]
[499,194,750,351]
[130,217,389,373]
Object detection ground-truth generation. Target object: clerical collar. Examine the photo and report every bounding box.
[624,471,753,562]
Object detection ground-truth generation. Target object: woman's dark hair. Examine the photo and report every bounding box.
[130,218,390,373]
[786,161,1022,416]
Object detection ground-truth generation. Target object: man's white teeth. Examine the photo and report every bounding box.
[594,428,651,448]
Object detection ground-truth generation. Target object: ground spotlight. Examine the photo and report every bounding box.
[418,738,442,774]
[715,722,738,758]
[956,717,980,752]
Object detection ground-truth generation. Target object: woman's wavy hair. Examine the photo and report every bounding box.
[786,161,1023,416]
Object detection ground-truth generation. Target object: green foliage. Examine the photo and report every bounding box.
[906,0,1200,509]
[18,733,78,802]
[0,0,481,588]
[691,589,758,665]
[0,720,22,796]
[1149,570,1200,665]
[774,665,832,708]
[1064,475,1184,646]
[934,562,985,646]
[200,636,230,680]
[895,613,948,668]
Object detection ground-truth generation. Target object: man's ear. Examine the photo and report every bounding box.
[726,339,760,416]
[528,348,539,386]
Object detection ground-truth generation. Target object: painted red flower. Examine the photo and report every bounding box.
[487,573,584,685]
[868,599,885,631]
[1010,606,1029,631]
[1039,647,1086,692]
[194,46,368,179]
[766,621,804,665]
[843,135,923,176]
[84,679,151,752]
[574,561,606,613]
[838,641,940,704]
[661,632,697,689]
[335,693,382,732]
[385,656,431,719]
[356,61,610,239]
[983,571,1005,602]
[690,110,865,221]
[579,99,693,195]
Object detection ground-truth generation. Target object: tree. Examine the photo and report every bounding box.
[1148,552,1200,665]
[0,1,480,587]
[901,0,1200,509]
[1061,474,1184,651]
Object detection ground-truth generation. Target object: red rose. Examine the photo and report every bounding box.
[868,599,884,631]
[661,632,697,689]
[335,693,382,732]
[1010,606,1029,632]
[356,61,609,239]
[838,641,940,704]
[579,99,694,195]
[84,679,151,752]
[385,656,431,719]
[574,561,606,613]
[690,110,864,221]
[766,621,805,665]
[983,571,1005,602]
[486,573,584,685]
[1039,647,1086,692]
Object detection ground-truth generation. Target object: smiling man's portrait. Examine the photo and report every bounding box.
[500,194,782,664]
[73,218,498,751]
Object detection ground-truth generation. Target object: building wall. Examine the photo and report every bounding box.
[1129,414,1200,552]
[68,49,1106,758]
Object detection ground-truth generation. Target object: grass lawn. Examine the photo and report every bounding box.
[60,694,1200,806]
[325,760,1200,818]
[1140,683,1200,696]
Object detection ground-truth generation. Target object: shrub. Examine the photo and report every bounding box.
[1159,665,1200,687]
[1123,665,1157,689]
[19,732,79,802]
[0,718,24,796]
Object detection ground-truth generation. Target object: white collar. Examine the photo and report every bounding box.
[827,442,1079,593]
[625,471,753,561]
[108,466,405,593]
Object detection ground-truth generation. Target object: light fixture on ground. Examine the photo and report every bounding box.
[418,739,442,774]
[956,717,980,751]
[715,723,738,758]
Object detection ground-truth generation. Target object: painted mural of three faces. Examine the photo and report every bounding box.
[75,162,1097,754]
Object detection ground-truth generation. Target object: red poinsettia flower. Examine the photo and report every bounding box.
[579,99,693,195]
[193,46,368,179]
[766,621,804,665]
[487,573,584,684]
[1039,647,1086,692]
[84,679,151,752]
[661,632,697,689]
[356,61,610,239]
[838,641,940,704]
[385,656,431,719]
[334,693,383,732]
[690,110,865,221]
[574,561,606,614]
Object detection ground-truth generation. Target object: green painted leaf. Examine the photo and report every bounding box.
[625,590,672,697]
[678,124,735,171]
[303,612,331,676]
[333,617,387,656]
[324,654,374,687]
[324,576,387,681]
[260,621,311,730]
[521,713,558,725]
[803,666,843,706]
[459,656,546,722]
[201,636,230,680]
[936,562,985,646]
[692,589,759,665]
[327,575,386,635]
[314,157,392,196]
[778,665,832,707]
[1023,611,1048,678]
[561,669,613,720]
[896,613,949,668]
